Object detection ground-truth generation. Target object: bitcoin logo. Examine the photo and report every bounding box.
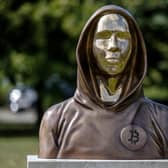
[120,125,147,151]
[128,129,139,144]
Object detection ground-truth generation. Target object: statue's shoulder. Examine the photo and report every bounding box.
[146,98,168,142]
[40,97,74,130]
[144,97,168,129]
[144,97,168,114]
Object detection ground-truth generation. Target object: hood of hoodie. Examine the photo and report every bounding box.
[74,5,147,112]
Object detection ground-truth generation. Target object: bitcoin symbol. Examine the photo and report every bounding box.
[128,129,139,144]
[120,125,147,151]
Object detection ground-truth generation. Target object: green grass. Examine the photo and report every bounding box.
[0,136,38,168]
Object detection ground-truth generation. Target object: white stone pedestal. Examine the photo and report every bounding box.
[27,155,168,168]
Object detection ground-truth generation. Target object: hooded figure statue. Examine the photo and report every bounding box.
[39,5,168,159]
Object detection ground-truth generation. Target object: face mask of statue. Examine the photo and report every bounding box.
[93,14,132,75]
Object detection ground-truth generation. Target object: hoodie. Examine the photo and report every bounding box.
[39,5,168,159]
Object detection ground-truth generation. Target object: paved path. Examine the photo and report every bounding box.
[0,107,37,124]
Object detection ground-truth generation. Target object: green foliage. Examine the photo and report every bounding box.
[0,0,167,110]
[0,136,38,168]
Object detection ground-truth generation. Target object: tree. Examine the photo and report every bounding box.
[0,0,167,126]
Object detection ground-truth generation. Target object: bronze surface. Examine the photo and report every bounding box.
[39,5,168,159]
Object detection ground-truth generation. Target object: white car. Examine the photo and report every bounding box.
[9,86,38,112]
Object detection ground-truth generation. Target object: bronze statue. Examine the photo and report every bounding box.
[39,5,168,159]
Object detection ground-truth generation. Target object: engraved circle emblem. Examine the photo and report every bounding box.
[120,125,147,151]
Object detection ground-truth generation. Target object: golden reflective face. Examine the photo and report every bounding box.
[93,14,132,75]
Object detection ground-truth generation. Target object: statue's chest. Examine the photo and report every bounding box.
[57,110,162,159]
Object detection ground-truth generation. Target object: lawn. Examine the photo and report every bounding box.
[0,136,38,168]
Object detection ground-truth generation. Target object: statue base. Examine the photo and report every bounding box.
[27,155,168,168]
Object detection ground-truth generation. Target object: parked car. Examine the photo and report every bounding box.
[8,86,38,113]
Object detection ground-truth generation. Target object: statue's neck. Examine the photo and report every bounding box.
[99,77,122,103]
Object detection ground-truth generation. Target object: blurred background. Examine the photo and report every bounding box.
[0,0,167,167]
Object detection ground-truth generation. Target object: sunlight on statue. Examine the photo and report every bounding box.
[39,5,168,160]
[93,14,132,102]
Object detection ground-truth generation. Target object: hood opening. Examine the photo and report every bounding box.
[74,5,147,111]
